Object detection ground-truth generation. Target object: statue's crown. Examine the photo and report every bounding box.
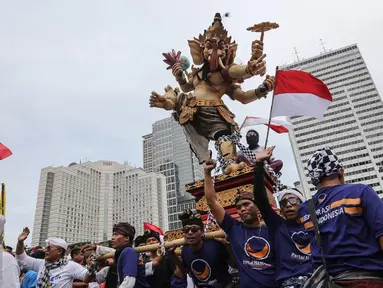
[195,12,234,44]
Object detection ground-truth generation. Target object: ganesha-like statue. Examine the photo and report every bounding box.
[149,13,275,173]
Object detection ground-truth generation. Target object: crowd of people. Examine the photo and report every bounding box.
[1,131,383,288]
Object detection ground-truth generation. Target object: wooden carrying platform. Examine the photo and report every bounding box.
[165,166,278,241]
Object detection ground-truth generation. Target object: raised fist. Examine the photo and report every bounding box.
[263,75,275,92]
[204,159,217,174]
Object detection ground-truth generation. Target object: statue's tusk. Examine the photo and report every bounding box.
[218,57,226,69]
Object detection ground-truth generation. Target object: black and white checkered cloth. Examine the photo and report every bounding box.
[215,131,251,171]
[306,146,343,186]
[39,257,69,288]
[215,131,281,187]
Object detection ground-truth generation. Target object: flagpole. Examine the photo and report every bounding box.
[239,117,248,131]
[1,183,5,249]
[264,66,279,148]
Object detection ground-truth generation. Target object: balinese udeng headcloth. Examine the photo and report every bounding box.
[306,146,343,186]
[233,191,255,206]
[113,222,136,240]
[188,13,238,66]
[134,235,146,247]
[143,230,160,242]
[179,209,203,229]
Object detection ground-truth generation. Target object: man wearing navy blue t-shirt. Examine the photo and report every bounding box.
[173,209,235,288]
[204,159,277,288]
[112,222,149,288]
[300,147,383,288]
[253,147,312,288]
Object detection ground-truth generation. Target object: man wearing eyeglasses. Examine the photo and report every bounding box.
[203,159,277,288]
[169,209,235,288]
[15,227,95,288]
[253,147,312,288]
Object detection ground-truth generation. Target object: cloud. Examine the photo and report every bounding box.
[1,0,382,245]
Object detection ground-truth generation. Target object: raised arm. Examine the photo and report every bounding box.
[15,227,44,272]
[253,147,282,230]
[204,159,226,224]
[226,75,275,104]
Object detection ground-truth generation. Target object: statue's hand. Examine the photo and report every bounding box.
[149,91,166,109]
[263,74,275,92]
[247,54,266,77]
[251,40,264,60]
[172,63,183,78]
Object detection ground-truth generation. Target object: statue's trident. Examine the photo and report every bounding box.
[247,22,279,63]
[247,21,279,42]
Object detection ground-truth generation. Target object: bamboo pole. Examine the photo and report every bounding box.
[102,230,225,259]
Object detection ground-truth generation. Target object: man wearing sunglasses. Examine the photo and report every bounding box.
[15,227,95,288]
[253,147,312,288]
[169,209,235,288]
[203,159,277,288]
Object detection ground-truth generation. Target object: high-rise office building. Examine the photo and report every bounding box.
[143,117,203,230]
[143,134,154,173]
[285,44,383,198]
[31,160,167,246]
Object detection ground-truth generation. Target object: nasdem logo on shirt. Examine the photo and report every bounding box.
[191,259,211,282]
[318,193,327,203]
[244,236,270,260]
[291,231,311,255]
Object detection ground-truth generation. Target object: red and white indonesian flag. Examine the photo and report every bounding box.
[144,222,164,236]
[271,70,333,119]
[241,116,292,134]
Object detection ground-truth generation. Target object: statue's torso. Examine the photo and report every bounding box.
[192,71,229,101]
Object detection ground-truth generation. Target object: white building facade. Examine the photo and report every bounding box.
[285,44,383,198]
[31,160,167,247]
[143,117,203,230]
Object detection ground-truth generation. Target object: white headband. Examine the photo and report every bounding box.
[276,189,305,203]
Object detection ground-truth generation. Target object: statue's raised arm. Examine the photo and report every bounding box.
[149,13,279,174]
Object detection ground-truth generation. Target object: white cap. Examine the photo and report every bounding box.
[276,189,305,203]
[45,237,68,251]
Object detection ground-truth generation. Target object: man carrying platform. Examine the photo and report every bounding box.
[169,209,237,288]
[253,147,312,288]
[203,159,277,288]
[300,147,383,287]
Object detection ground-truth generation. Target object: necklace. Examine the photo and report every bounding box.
[244,222,264,242]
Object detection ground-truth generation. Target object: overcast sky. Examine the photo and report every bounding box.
[1,0,382,246]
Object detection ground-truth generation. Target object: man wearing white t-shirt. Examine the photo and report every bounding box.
[15,227,95,288]
[0,215,20,288]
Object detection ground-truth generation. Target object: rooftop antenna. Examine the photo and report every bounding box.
[320,38,327,53]
[293,47,301,62]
